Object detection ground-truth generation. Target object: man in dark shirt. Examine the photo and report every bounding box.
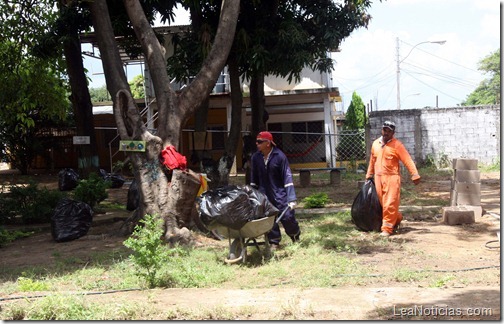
[250,131,301,249]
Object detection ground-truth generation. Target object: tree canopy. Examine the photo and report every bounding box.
[344,91,366,130]
[462,49,500,106]
[0,1,70,173]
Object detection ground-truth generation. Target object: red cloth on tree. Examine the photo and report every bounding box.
[161,145,187,170]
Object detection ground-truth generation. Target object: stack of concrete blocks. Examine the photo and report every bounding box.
[442,158,482,225]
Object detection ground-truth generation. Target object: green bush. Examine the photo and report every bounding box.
[0,181,65,224]
[302,192,331,208]
[123,214,176,288]
[73,173,110,210]
[0,227,34,247]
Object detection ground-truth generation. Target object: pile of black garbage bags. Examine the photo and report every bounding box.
[58,168,126,191]
[52,168,125,243]
[198,185,279,230]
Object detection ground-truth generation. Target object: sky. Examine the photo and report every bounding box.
[84,0,500,110]
[330,0,501,110]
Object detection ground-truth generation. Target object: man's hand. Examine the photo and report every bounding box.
[413,178,421,185]
[288,201,297,210]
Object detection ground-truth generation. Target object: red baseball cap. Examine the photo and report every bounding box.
[256,131,276,146]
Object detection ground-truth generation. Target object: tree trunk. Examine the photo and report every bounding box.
[89,0,239,242]
[63,29,100,178]
[212,53,243,188]
[250,73,266,133]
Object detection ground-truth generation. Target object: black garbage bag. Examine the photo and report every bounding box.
[199,185,252,230]
[51,198,94,242]
[351,179,382,232]
[98,168,108,178]
[199,185,279,230]
[99,169,125,188]
[127,179,139,211]
[58,168,79,191]
[241,185,279,219]
[106,173,125,188]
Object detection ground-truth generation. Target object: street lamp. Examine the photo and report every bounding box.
[402,92,421,107]
[396,37,446,110]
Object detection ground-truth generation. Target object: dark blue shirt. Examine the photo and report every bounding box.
[250,147,296,210]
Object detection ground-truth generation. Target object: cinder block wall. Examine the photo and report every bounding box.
[368,105,500,165]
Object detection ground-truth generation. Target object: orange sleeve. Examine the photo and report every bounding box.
[365,140,377,179]
[397,142,420,181]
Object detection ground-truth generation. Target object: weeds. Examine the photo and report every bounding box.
[17,276,51,292]
[123,214,172,288]
[302,192,331,208]
[73,173,110,210]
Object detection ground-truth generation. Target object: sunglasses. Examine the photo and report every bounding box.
[256,140,267,144]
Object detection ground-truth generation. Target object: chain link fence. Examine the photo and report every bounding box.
[271,129,367,170]
[184,129,368,172]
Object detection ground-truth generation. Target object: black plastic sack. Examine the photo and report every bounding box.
[99,169,125,188]
[127,179,139,211]
[351,179,382,232]
[198,185,279,230]
[51,198,94,242]
[58,168,79,191]
[241,185,279,219]
[106,173,125,188]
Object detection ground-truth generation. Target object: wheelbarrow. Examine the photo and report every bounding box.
[208,206,290,264]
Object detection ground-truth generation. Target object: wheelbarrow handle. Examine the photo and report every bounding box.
[275,206,291,224]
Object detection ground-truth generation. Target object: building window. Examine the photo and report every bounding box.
[209,126,226,150]
[291,121,323,143]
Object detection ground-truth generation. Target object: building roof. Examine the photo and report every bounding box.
[80,25,191,65]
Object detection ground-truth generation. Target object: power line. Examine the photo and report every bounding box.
[400,40,481,73]
[402,64,480,89]
[403,71,465,103]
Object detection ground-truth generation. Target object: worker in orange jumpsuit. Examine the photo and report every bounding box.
[366,121,421,237]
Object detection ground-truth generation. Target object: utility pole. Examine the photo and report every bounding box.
[396,38,446,110]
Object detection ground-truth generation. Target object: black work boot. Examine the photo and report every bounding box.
[289,231,301,243]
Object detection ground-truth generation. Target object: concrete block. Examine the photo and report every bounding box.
[459,205,483,218]
[454,182,481,195]
[330,169,341,185]
[300,170,310,187]
[456,193,481,206]
[454,170,480,183]
[442,206,475,225]
[449,190,457,206]
[452,158,478,170]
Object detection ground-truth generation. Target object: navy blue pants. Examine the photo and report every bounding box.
[267,208,300,245]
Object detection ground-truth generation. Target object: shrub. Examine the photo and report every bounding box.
[0,181,65,224]
[123,214,173,288]
[302,192,331,208]
[73,173,110,210]
[0,227,34,247]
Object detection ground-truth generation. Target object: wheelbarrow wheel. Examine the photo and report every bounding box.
[225,238,246,264]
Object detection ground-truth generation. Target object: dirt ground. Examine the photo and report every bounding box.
[0,169,501,320]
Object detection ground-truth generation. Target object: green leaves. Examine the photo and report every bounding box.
[462,49,500,106]
[123,214,173,288]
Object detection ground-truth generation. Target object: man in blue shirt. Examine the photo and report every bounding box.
[250,131,301,249]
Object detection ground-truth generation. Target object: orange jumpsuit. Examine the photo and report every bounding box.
[366,137,420,234]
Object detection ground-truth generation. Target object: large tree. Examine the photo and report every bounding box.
[462,49,500,106]
[0,1,69,174]
[87,0,240,242]
[166,0,374,187]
